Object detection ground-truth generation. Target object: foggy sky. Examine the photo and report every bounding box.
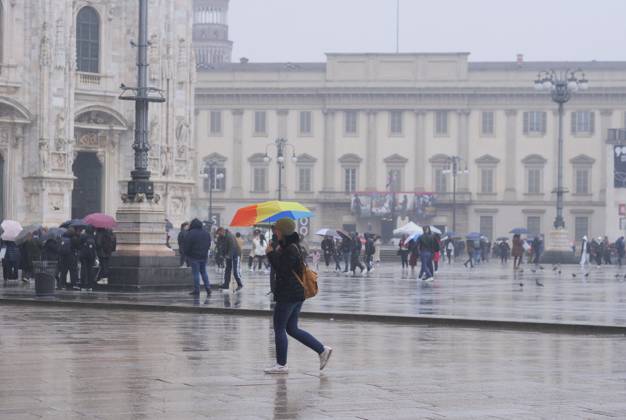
[229,0,626,63]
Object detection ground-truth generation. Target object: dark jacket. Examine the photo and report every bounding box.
[222,231,241,258]
[3,241,20,263]
[267,240,305,303]
[59,231,80,258]
[321,237,335,255]
[418,233,437,253]
[79,233,97,262]
[95,229,116,258]
[184,219,212,260]
[177,230,187,255]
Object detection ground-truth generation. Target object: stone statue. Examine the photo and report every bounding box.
[175,119,189,158]
[161,145,172,176]
[55,113,66,150]
[39,142,49,173]
[149,115,159,145]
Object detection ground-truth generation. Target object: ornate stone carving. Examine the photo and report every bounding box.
[171,197,184,216]
[120,192,161,204]
[76,111,118,126]
[160,146,172,176]
[0,128,8,145]
[96,151,105,165]
[55,113,66,150]
[175,118,189,159]
[149,115,158,144]
[174,160,188,177]
[49,194,64,212]
[0,104,23,120]
[39,141,49,174]
[54,18,66,70]
[78,133,99,147]
[51,152,66,171]
[39,23,51,67]
[149,34,160,81]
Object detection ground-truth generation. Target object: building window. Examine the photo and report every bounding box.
[571,111,595,135]
[575,217,589,241]
[76,6,100,73]
[480,168,494,193]
[390,111,403,135]
[527,168,542,194]
[299,111,312,136]
[575,168,590,194]
[527,216,541,237]
[252,167,267,192]
[209,111,222,135]
[345,111,358,135]
[435,111,448,136]
[479,216,494,241]
[434,168,447,193]
[523,111,547,135]
[344,167,357,193]
[298,167,313,192]
[254,111,267,135]
[203,167,226,192]
[481,111,494,136]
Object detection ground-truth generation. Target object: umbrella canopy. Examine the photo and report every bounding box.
[408,230,423,242]
[496,236,509,242]
[15,224,43,245]
[230,201,312,227]
[1,220,23,241]
[429,226,442,235]
[336,230,350,241]
[393,222,422,236]
[84,213,117,229]
[60,219,89,229]
[40,227,67,243]
[509,227,529,235]
[316,228,339,238]
[466,232,482,240]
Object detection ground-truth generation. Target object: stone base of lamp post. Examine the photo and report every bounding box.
[105,195,191,291]
[540,228,579,264]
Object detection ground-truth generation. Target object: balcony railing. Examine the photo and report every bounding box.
[76,72,114,93]
[432,192,472,204]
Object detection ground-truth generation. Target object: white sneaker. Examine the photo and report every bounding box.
[264,364,289,374]
[319,346,333,370]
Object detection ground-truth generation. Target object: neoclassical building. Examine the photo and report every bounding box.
[194,53,626,242]
[0,0,195,226]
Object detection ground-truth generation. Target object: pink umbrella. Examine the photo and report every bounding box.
[84,213,117,229]
[1,220,23,241]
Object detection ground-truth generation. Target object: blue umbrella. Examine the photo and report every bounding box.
[466,232,481,240]
[60,219,89,229]
[408,231,422,242]
[509,227,529,235]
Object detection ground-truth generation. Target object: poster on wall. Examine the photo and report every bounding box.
[351,194,372,218]
[414,193,437,219]
[614,146,626,188]
[351,192,436,220]
[371,193,394,217]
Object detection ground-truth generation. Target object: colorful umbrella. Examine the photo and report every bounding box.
[1,220,23,241]
[230,201,312,227]
[84,213,117,229]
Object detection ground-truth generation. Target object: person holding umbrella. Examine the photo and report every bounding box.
[58,227,80,289]
[320,235,335,271]
[95,228,116,284]
[511,233,524,269]
[79,227,98,291]
[264,217,332,374]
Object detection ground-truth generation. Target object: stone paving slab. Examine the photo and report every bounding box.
[3,262,626,329]
[1,306,625,419]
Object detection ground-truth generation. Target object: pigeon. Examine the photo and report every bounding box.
[558,270,562,275]
[519,283,524,287]
[531,269,537,273]
[572,273,576,277]
[536,279,544,287]
[539,266,545,270]
[552,266,558,271]
[584,273,589,278]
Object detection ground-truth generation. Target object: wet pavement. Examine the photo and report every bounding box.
[3,261,626,328]
[1,305,625,419]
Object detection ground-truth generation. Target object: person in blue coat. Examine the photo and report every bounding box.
[184,218,212,296]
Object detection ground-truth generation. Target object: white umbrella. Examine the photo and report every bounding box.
[393,222,423,236]
[316,228,339,238]
[429,226,442,235]
[1,220,23,241]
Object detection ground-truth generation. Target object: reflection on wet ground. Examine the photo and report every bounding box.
[4,262,626,326]
[0,305,625,419]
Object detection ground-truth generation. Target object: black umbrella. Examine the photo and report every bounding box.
[40,227,67,243]
[60,219,89,229]
[336,230,350,241]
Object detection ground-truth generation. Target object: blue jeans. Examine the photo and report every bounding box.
[420,251,433,279]
[189,258,210,293]
[273,301,324,366]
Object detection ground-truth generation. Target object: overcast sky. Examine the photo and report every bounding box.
[229,0,626,63]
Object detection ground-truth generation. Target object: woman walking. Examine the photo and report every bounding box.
[398,234,410,270]
[511,234,524,269]
[265,218,332,374]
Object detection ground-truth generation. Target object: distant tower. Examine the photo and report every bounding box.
[192,0,233,68]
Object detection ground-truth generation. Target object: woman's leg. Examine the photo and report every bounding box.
[273,302,292,366]
[285,302,324,354]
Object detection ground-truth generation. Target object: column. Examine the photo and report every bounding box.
[456,110,470,191]
[504,110,518,200]
[366,110,378,191]
[231,109,244,197]
[277,109,289,139]
[413,110,426,191]
[322,110,336,192]
[600,110,612,201]
[276,110,289,195]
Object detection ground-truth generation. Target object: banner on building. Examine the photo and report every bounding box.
[614,146,626,188]
[351,192,436,220]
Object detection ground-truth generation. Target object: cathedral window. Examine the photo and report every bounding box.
[76,6,100,73]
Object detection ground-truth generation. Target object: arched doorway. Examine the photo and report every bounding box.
[72,152,102,218]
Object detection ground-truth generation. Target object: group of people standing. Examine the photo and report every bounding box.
[579,235,626,266]
[319,233,381,276]
[1,226,116,291]
[398,228,441,281]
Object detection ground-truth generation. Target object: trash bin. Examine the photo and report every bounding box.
[33,261,57,297]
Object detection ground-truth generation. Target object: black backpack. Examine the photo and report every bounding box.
[80,236,97,260]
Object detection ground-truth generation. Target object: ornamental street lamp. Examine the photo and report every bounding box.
[442,155,468,234]
[264,138,297,201]
[201,159,224,226]
[534,69,588,229]
[119,0,165,201]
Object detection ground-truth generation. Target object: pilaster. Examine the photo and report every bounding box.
[600,109,613,201]
[231,109,244,197]
[322,109,336,192]
[365,110,378,191]
[504,110,518,200]
[413,110,426,191]
[456,109,470,191]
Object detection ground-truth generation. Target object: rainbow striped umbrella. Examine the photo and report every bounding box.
[230,201,312,227]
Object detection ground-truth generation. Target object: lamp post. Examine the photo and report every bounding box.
[442,155,468,234]
[534,70,588,229]
[264,138,297,200]
[119,0,165,200]
[201,159,224,225]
